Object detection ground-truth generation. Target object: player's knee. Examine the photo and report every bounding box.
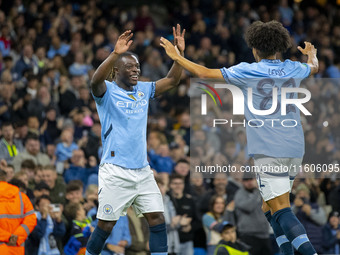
[145,212,165,226]
[97,219,116,233]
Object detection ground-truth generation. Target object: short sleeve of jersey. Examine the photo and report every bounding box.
[91,80,112,106]
[220,62,249,86]
[293,61,311,78]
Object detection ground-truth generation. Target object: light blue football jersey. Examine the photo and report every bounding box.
[220,59,311,158]
[92,80,155,168]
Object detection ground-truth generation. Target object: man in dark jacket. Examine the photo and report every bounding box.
[322,211,340,254]
[292,183,327,254]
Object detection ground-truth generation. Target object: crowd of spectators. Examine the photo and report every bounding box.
[0,0,340,254]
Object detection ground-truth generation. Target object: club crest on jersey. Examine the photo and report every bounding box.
[137,91,145,98]
[103,204,113,214]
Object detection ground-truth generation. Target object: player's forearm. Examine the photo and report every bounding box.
[91,52,120,86]
[166,52,184,85]
[307,53,318,75]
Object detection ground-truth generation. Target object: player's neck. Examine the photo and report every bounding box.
[114,79,134,91]
[259,55,276,61]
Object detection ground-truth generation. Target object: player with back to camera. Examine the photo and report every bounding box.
[160,20,319,255]
[85,24,185,255]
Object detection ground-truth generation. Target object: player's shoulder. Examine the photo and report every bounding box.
[136,80,155,92]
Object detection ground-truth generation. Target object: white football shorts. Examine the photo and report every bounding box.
[253,155,302,202]
[97,163,164,221]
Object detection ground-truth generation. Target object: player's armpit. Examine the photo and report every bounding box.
[91,81,107,97]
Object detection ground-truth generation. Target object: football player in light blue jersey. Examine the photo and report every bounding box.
[161,21,319,255]
[86,25,186,255]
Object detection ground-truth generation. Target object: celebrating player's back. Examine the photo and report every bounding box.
[161,21,318,255]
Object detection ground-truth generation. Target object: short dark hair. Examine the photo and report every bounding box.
[1,121,13,129]
[21,159,36,170]
[9,178,26,191]
[176,159,189,165]
[25,133,39,143]
[35,194,51,207]
[170,173,185,183]
[64,202,82,220]
[66,180,83,193]
[245,20,291,58]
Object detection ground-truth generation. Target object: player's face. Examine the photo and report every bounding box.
[118,55,141,86]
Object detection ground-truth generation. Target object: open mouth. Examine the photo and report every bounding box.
[130,75,138,81]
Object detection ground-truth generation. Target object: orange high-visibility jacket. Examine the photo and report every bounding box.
[0,181,37,255]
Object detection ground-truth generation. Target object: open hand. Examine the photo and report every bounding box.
[173,24,185,53]
[298,41,317,56]
[160,37,180,61]
[114,30,133,55]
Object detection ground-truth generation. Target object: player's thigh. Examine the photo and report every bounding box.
[133,166,164,217]
[254,155,290,202]
[97,164,137,221]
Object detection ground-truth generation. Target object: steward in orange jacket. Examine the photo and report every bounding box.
[0,169,37,255]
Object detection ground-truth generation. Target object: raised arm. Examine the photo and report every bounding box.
[160,37,223,79]
[91,31,133,97]
[298,41,318,76]
[154,24,185,97]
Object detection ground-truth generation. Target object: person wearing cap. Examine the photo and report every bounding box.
[214,221,250,255]
[0,168,37,255]
[322,211,340,254]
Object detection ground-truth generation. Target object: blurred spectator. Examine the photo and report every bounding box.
[63,202,93,255]
[26,195,66,255]
[214,221,250,255]
[231,173,271,255]
[47,36,70,59]
[41,165,66,205]
[0,122,24,163]
[169,173,197,255]
[202,195,226,255]
[292,183,327,254]
[20,159,36,189]
[32,182,50,201]
[102,215,131,255]
[68,52,92,77]
[55,129,78,163]
[12,133,50,172]
[14,44,38,79]
[142,49,168,81]
[0,24,11,56]
[65,180,84,204]
[134,5,155,32]
[173,159,191,194]
[63,149,98,189]
[156,176,180,254]
[14,170,34,200]
[322,211,340,254]
[200,173,238,215]
[0,168,37,255]
[125,207,150,255]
